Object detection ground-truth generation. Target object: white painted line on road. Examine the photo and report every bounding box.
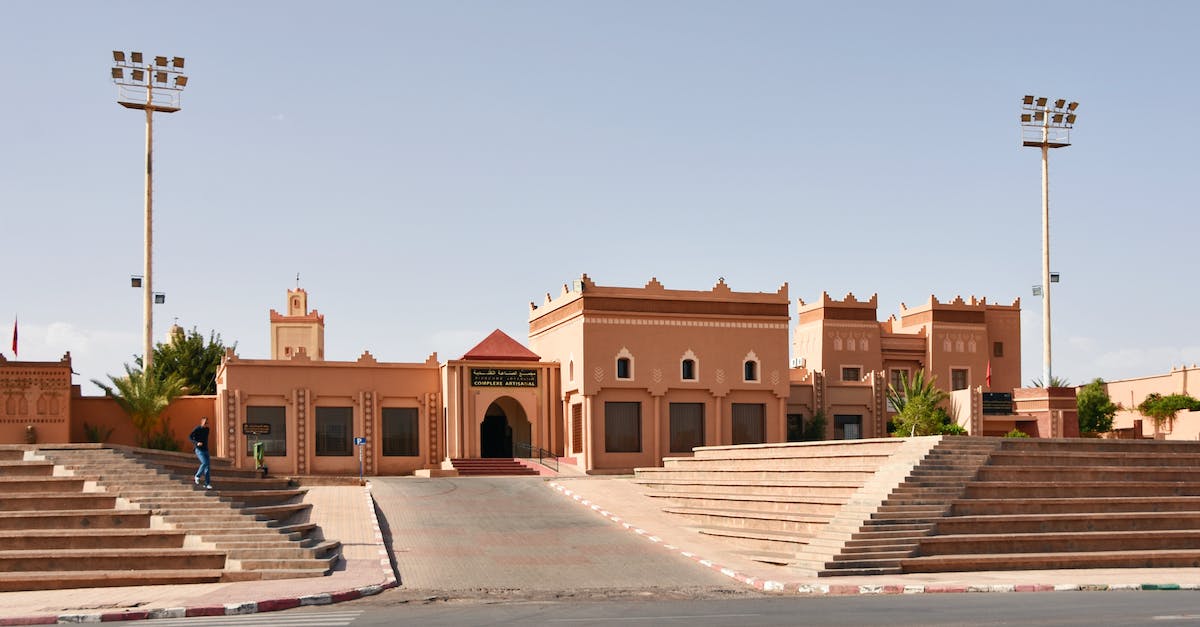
[1153,615,1200,621]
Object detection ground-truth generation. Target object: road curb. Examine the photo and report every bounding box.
[547,481,1198,597]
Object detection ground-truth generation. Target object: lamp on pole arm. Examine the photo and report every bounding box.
[1020,95,1078,388]
[111,51,187,372]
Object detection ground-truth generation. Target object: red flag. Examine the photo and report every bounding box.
[985,360,992,389]
[10,316,16,357]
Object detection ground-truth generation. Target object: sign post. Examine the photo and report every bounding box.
[242,423,271,477]
[354,436,367,485]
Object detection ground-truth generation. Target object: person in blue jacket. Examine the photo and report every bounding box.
[189,416,212,489]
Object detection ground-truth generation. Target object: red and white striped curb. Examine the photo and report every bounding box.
[547,481,1199,596]
[0,484,398,625]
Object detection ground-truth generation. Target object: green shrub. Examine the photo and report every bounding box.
[1004,429,1030,438]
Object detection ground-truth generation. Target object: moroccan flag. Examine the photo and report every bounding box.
[10,316,16,357]
[985,360,992,389]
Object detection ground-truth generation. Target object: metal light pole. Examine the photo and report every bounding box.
[1020,95,1078,388]
[111,52,187,372]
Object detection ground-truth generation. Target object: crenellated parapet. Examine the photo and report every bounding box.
[530,273,790,328]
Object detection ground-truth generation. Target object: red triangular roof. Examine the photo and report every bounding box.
[461,329,541,362]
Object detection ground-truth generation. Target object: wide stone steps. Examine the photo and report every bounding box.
[0,494,118,511]
[902,549,1200,573]
[952,496,1200,516]
[0,548,226,572]
[0,509,151,530]
[647,492,844,515]
[964,481,1200,499]
[919,529,1200,555]
[637,469,866,483]
[0,461,56,476]
[977,466,1200,482]
[695,525,811,554]
[0,477,87,493]
[935,511,1200,534]
[0,529,187,550]
[449,458,540,476]
[29,445,337,586]
[633,478,858,499]
[662,506,830,534]
[0,569,224,593]
[987,451,1200,467]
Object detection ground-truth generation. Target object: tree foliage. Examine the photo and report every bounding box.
[801,411,827,441]
[888,371,960,436]
[92,364,189,449]
[137,327,231,395]
[1030,376,1072,388]
[1137,393,1200,431]
[1076,378,1117,434]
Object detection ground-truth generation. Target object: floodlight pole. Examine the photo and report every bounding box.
[142,81,155,372]
[113,52,185,373]
[1021,96,1076,389]
[1039,116,1051,389]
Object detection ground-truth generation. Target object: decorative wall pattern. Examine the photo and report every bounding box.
[586,318,787,330]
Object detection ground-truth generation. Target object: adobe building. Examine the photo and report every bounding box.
[3,275,1060,475]
[1104,364,1200,439]
[788,292,1027,439]
[528,275,791,473]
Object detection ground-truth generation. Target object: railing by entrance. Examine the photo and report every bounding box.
[514,442,559,473]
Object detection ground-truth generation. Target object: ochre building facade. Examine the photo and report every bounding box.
[3,276,1047,474]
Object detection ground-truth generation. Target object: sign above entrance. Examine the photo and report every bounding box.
[471,368,538,388]
[242,423,271,435]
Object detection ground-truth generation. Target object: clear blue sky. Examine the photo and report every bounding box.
[3,2,1198,393]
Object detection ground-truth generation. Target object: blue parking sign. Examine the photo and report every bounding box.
[353,437,367,446]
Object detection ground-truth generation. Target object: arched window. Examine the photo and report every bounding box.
[615,348,634,380]
[744,360,758,381]
[681,359,696,381]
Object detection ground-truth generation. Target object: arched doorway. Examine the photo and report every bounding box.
[479,397,531,458]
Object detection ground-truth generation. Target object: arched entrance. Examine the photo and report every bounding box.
[479,397,531,458]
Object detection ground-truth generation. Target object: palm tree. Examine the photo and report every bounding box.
[887,370,952,437]
[92,364,189,449]
[1030,376,1071,388]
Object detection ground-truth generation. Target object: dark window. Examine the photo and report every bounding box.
[669,403,705,452]
[616,357,632,380]
[993,342,1004,357]
[604,402,641,452]
[315,406,353,456]
[732,403,766,445]
[245,406,286,456]
[381,407,419,456]
[951,368,969,391]
[744,361,758,381]
[889,368,906,391]
[786,413,805,442]
[681,359,696,381]
[842,367,862,382]
[834,414,862,440]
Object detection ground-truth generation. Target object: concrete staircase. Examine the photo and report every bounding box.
[633,438,920,564]
[0,445,225,591]
[638,436,1200,576]
[902,438,1200,573]
[450,458,540,476]
[791,436,998,576]
[33,444,340,584]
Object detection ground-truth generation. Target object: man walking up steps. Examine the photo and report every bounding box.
[189,416,212,489]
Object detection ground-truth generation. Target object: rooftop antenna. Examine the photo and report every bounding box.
[296,272,300,289]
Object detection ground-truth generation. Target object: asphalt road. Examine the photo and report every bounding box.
[133,591,1200,626]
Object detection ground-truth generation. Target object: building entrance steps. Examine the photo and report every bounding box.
[0,460,56,476]
[449,458,540,476]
